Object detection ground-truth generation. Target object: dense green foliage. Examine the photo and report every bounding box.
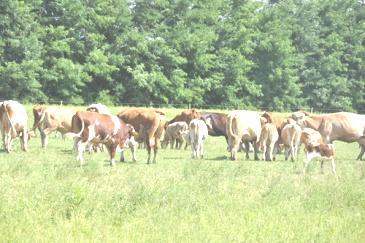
[0,0,365,111]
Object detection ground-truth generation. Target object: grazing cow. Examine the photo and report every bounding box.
[32,104,75,147]
[168,109,201,125]
[300,128,323,147]
[303,142,337,176]
[295,112,365,160]
[0,100,31,152]
[65,111,135,166]
[281,123,302,162]
[161,121,188,149]
[226,110,262,160]
[189,119,209,159]
[200,112,228,141]
[117,108,167,164]
[86,103,111,115]
[259,123,279,161]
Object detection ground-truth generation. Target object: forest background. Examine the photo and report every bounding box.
[1,0,365,112]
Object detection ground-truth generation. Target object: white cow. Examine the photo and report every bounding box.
[226,110,262,160]
[0,100,30,152]
[189,119,209,159]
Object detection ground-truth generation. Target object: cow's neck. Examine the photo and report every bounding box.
[303,116,322,130]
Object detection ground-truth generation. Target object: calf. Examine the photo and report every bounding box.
[300,128,323,148]
[281,123,302,162]
[65,111,135,166]
[303,142,337,176]
[189,119,209,159]
[259,123,279,161]
[161,121,188,149]
[0,100,31,152]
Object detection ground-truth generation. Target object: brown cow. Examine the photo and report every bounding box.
[0,100,31,152]
[295,112,365,160]
[168,109,201,125]
[281,123,302,162]
[32,104,75,147]
[65,111,135,166]
[200,112,228,141]
[117,108,167,164]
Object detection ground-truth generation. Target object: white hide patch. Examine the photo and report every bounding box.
[111,116,121,135]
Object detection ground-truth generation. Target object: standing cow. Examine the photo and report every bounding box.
[161,121,188,149]
[32,104,75,148]
[0,100,31,152]
[259,123,279,161]
[117,108,167,164]
[226,110,262,160]
[189,119,209,159]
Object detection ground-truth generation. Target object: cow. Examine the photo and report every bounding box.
[226,110,262,160]
[295,112,365,160]
[259,123,279,161]
[168,109,201,125]
[161,121,188,149]
[117,108,167,164]
[86,103,111,115]
[303,142,337,176]
[281,123,302,162]
[64,111,136,166]
[189,119,209,159]
[200,112,228,141]
[0,100,31,152]
[32,104,75,148]
[300,128,323,148]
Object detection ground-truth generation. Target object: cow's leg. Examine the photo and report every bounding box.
[200,140,204,159]
[146,140,152,164]
[253,141,259,161]
[170,138,174,149]
[244,141,250,160]
[76,139,87,165]
[20,128,28,152]
[320,160,324,174]
[356,144,365,160]
[5,132,12,153]
[120,150,125,162]
[153,146,158,163]
[284,146,290,161]
[330,158,337,177]
[262,143,267,161]
[268,144,275,161]
[131,142,137,162]
[107,144,117,166]
[40,130,48,148]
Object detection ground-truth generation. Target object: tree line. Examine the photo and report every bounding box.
[0,0,364,112]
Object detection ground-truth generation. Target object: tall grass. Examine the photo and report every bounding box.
[0,106,364,242]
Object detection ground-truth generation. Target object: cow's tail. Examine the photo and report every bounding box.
[227,115,238,141]
[31,109,46,132]
[64,117,84,139]
[2,103,17,138]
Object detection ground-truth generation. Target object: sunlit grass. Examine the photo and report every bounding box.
[0,106,364,242]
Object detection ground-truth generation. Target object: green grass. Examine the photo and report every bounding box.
[0,106,364,242]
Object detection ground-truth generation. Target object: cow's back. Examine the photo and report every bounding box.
[228,110,261,142]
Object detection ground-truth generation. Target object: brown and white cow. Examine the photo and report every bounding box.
[117,108,167,164]
[303,142,337,176]
[161,121,188,149]
[259,123,279,161]
[226,110,262,160]
[0,100,31,152]
[295,112,365,160]
[300,128,323,148]
[86,103,111,115]
[281,123,302,162]
[32,104,75,147]
[65,111,135,166]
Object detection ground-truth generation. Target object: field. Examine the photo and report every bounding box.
[0,106,365,242]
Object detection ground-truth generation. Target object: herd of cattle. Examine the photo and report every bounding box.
[1,100,365,176]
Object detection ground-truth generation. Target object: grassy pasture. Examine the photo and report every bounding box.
[0,106,365,242]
